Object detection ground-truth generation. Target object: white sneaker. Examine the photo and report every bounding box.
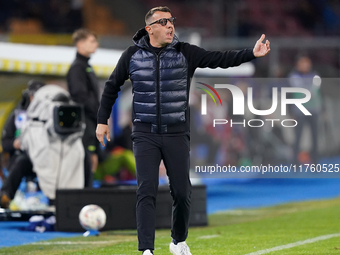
[142,249,153,255]
[169,241,192,255]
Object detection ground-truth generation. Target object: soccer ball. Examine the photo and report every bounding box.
[79,204,106,230]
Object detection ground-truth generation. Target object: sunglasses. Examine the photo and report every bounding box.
[148,17,176,26]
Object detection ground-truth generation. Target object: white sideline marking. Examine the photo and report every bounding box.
[197,235,220,239]
[244,233,340,255]
[31,240,119,245]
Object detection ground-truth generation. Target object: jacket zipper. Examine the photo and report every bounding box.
[155,49,164,133]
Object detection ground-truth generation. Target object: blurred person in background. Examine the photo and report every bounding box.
[0,80,45,208]
[67,28,101,188]
[20,85,85,203]
[289,55,322,164]
[1,84,86,209]
[96,6,270,255]
[95,122,136,184]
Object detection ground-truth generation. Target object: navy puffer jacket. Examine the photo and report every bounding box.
[130,29,188,133]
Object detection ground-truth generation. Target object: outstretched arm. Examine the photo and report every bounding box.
[253,34,270,57]
[182,34,270,75]
[182,43,255,76]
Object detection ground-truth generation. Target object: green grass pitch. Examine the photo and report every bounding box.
[1,197,340,254]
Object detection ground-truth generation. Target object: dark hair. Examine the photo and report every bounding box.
[145,6,172,25]
[72,28,97,45]
[20,80,45,109]
[27,80,45,95]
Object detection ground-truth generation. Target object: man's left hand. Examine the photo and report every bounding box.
[253,34,270,57]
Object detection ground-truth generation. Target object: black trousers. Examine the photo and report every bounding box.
[294,114,318,163]
[1,152,34,199]
[132,132,191,251]
[83,117,98,188]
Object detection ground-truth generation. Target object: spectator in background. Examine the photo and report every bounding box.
[1,83,86,208]
[322,0,340,35]
[289,55,322,164]
[0,1,15,31]
[237,9,260,37]
[67,28,100,188]
[295,0,320,32]
[69,0,84,30]
[2,80,45,171]
[0,80,45,208]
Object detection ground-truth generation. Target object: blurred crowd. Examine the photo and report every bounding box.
[1,0,340,36]
[236,0,340,37]
[0,0,83,33]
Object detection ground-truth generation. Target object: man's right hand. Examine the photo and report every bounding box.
[96,124,110,147]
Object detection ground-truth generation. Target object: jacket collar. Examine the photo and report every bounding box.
[132,27,179,50]
[76,52,90,63]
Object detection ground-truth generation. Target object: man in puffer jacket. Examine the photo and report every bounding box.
[96,6,270,255]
